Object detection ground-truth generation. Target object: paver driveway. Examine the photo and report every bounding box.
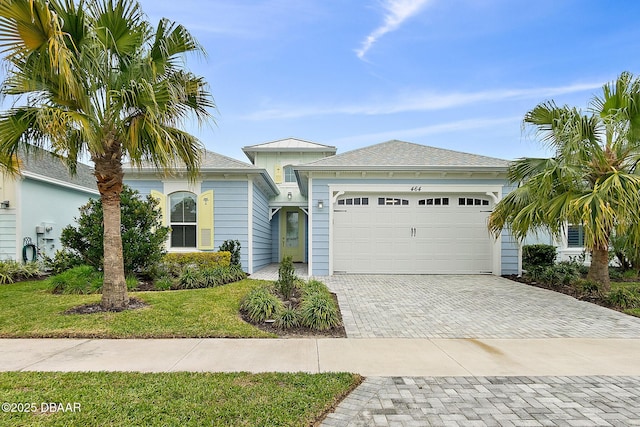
[319,274,640,339]
[315,274,640,426]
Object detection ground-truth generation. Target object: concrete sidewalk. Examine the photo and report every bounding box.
[2,338,640,376]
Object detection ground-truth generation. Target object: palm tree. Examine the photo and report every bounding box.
[0,0,215,309]
[489,72,640,292]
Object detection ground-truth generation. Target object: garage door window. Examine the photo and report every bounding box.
[418,198,449,206]
[337,197,369,206]
[378,197,409,206]
[458,197,489,206]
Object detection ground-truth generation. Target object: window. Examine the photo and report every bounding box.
[378,197,409,206]
[418,198,449,206]
[337,197,369,206]
[567,224,584,248]
[284,166,296,183]
[170,192,197,247]
[458,197,489,206]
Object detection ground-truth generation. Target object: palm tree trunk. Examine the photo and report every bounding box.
[94,140,129,311]
[588,247,611,292]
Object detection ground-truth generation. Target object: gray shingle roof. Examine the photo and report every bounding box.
[20,147,97,191]
[124,149,257,171]
[298,140,510,169]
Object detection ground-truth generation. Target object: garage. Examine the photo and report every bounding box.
[332,193,494,274]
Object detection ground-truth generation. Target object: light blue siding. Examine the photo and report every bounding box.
[123,180,163,197]
[311,180,331,275]
[271,210,279,262]
[201,181,249,271]
[252,182,271,272]
[21,178,96,260]
[0,213,16,260]
[500,185,520,275]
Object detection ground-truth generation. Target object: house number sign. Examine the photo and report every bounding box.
[410,186,422,191]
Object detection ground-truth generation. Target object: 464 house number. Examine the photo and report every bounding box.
[410,186,422,192]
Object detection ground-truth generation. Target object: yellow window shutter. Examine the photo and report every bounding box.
[149,190,167,226]
[274,165,283,184]
[198,190,214,250]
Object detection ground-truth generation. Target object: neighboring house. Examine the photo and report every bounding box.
[0,148,98,261]
[125,138,521,276]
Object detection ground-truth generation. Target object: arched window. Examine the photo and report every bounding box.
[170,191,197,248]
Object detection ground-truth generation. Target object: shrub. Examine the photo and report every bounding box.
[178,266,204,289]
[126,275,139,291]
[574,278,602,297]
[163,252,231,271]
[274,306,300,329]
[241,287,282,322]
[60,186,169,274]
[200,265,247,288]
[154,276,173,291]
[607,289,640,309]
[45,250,83,275]
[301,279,331,297]
[171,265,246,290]
[49,266,102,294]
[0,260,42,284]
[218,240,241,267]
[276,256,296,299]
[299,292,340,331]
[522,244,556,269]
[524,262,581,287]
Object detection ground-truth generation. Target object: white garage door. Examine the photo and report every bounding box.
[333,194,493,274]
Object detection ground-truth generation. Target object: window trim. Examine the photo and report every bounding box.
[169,191,198,248]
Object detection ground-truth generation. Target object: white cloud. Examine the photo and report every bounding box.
[356,0,432,60]
[326,116,522,147]
[243,81,603,120]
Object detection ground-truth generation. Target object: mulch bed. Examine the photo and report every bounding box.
[63,297,149,315]
[242,290,347,338]
[502,274,619,309]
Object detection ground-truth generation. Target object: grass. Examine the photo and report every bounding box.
[0,279,276,338]
[0,371,362,426]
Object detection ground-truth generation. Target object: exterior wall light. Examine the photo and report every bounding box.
[287,192,292,200]
[317,199,324,209]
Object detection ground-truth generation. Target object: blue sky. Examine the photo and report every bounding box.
[83,1,640,161]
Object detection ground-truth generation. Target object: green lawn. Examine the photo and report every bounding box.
[0,371,362,426]
[0,279,276,338]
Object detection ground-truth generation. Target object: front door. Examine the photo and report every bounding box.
[280,207,305,262]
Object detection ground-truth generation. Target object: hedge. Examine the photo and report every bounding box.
[163,251,231,269]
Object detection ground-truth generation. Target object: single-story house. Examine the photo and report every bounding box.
[124,138,522,276]
[0,148,98,261]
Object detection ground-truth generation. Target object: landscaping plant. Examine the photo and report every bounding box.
[0,260,41,284]
[522,244,556,270]
[277,255,296,299]
[60,186,169,275]
[241,287,283,322]
[219,239,242,267]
